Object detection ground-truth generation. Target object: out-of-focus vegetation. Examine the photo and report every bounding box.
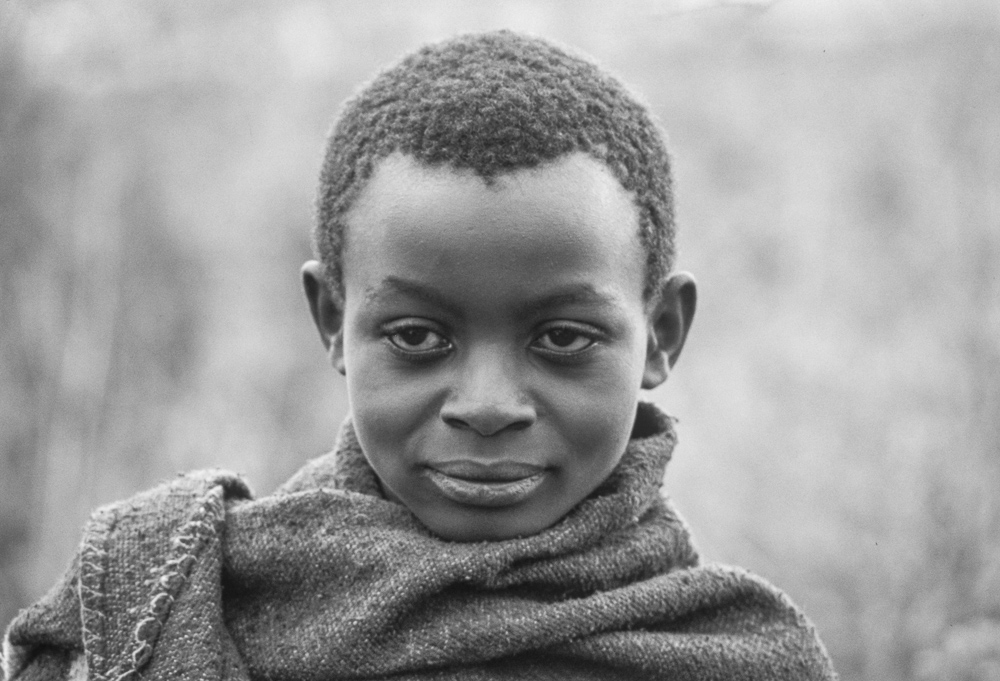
[1,1,997,678]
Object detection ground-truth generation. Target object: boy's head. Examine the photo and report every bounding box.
[313,29,677,304]
[303,31,696,542]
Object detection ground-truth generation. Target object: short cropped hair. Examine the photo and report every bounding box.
[314,30,676,303]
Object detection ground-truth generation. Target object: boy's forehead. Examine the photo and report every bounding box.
[340,151,648,313]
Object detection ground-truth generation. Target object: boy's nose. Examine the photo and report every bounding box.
[440,350,536,437]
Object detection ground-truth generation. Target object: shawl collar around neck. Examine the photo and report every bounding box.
[220,403,835,680]
[3,402,835,681]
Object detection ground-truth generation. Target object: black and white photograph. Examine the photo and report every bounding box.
[1,1,997,679]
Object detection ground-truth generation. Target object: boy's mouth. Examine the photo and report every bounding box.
[425,460,546,507]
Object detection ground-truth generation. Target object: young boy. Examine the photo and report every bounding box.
[3,31,837,680]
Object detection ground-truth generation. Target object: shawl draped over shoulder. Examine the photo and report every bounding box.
[3,403,837,680]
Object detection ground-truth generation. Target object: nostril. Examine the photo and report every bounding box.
[443,416,469,430]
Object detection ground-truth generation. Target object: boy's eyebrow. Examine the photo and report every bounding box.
[520,286,619,316]
[365,277,619,317]
[364,277,464,317]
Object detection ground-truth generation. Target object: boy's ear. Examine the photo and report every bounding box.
[642,272,697,389]
[301,260,346,375]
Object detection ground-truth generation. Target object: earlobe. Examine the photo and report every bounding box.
[641,272,697,389]
[301,260,346,375]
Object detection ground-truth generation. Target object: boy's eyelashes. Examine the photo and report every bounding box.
[378,319,603,360]
[383,321,452,357]
[532,324,600,355]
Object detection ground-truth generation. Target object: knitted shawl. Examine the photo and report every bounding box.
[4,403,837,680]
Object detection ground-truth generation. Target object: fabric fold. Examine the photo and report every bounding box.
[220,403,834,679]
[4,403,837,680]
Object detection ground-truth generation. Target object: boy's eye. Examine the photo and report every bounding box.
[386,325,451,353]
[533,327,596,354]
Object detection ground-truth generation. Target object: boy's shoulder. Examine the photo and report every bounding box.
[78,468,254,599]
[3,469,252,681]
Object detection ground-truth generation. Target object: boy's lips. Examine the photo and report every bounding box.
[425,460,547,507]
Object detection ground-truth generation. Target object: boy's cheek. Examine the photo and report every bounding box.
[536,354,644,440]
[545,383,638,448]
[348,372,437,423]
[347,363,442,447]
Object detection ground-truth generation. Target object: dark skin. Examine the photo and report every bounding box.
[303,152,695,541]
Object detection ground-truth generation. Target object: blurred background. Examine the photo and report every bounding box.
[1,0,998,678]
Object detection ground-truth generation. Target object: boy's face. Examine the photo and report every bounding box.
[304,152,693,541]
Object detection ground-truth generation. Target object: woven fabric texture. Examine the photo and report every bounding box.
[3,403,837,680]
